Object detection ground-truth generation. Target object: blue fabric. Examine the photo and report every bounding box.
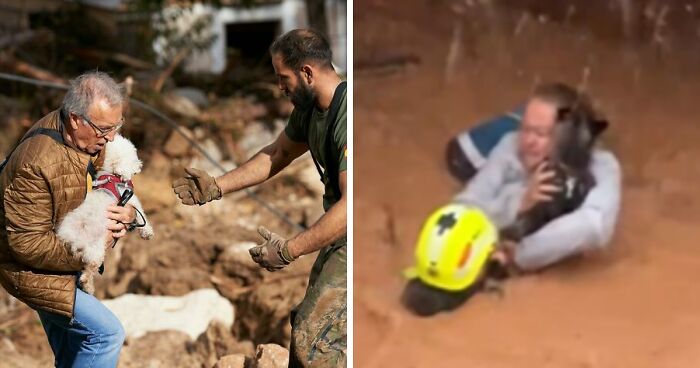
[468,106,524,157]
[36,288,125,368]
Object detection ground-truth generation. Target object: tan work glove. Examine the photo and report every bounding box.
[248,226,296,272]
[172,168,222,206]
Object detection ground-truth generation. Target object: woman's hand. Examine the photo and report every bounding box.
[519,162,561,214]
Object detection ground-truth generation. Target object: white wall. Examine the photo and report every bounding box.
[326,0,347,72]
[66,0,345,74]
[186,0,308,73]
[158,0,346,74]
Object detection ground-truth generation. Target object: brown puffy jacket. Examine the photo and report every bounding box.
[0,110,104,318]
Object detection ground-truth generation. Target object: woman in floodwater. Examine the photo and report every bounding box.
[403,82,621,316]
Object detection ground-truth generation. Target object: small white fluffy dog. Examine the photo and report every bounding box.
[58,134,154,294]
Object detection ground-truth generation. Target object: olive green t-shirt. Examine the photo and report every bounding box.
[284,88,347,212]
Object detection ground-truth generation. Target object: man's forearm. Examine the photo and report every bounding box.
[287,197,347,258]
[216,143,294,194]
[216,148,273,194]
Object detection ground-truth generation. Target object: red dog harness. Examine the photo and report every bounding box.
[93,172,133,200]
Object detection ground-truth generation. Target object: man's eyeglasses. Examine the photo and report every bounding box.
[78,114,124,138]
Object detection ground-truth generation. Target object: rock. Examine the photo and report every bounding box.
[192,321,255,367]
[132,172,177,213]
[0,320,55,367]
[214,242,265,285]
[0,349,44,368]
[187,138,238,175]
[214,354,247,368]
[0,311,54,364]
[1,337,16,353]
[211,242,271,303]
[103,270,138,298]
[227,97,269,122]
[237,120,285,160]
[172,187,247,229]
[301,198,325,227]
[103,288,234,340]
[236,340,256,361]
[203,97,269,130]
[0,288,18,316]
[255,344,289,368]
[173,87,209,108]
[234,264,309,345]
[0,96,31,156]
[163,128,194,157]
[198,138,224,162]
[114,234,218,296]
[134,265,214,296]
[118,330,203,368]
[144,150,171,175]
[163,91,202,118]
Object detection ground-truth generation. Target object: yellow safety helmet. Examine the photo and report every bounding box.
[403,204,498,292]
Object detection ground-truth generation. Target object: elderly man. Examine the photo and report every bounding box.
[0,71,136,367]
[455,83,622,271]
[173,29,347,367]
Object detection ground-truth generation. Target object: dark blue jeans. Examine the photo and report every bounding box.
[36,288,125,367]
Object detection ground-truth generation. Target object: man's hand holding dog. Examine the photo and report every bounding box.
[249,227,296,272]
[172,168,223,206]
[105,204,136,247]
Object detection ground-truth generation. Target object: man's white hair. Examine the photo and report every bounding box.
[62,71,124,117]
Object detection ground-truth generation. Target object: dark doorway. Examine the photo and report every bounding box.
[225,20,280,69]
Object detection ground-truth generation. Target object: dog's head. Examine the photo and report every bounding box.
[550,107,608,172]
[103,134,142,180]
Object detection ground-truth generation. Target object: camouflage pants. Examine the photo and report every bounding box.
[289,240,347,368]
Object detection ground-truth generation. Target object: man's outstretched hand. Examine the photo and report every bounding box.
[249,226,296,272]
[172,168,222,205]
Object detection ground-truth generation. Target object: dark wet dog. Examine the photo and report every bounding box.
[500,107,608,241]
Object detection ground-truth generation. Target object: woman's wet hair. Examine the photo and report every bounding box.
[532,82,591,114]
